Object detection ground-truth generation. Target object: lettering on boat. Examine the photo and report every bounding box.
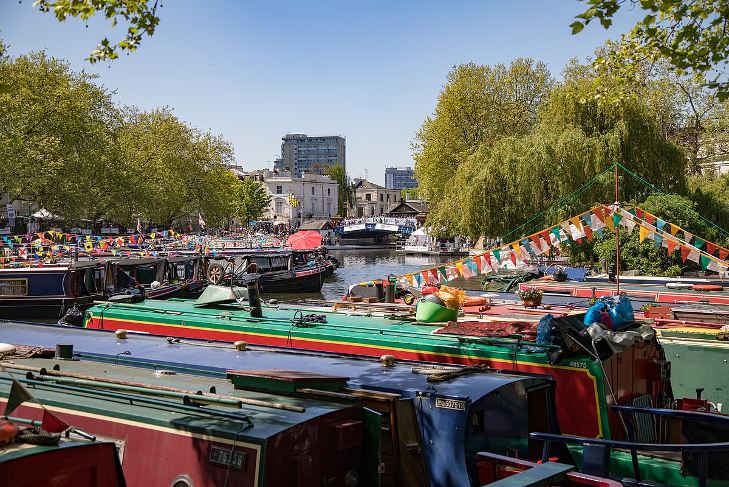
[435,398,466,410]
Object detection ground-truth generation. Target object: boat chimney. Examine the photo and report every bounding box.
[55,344,74,360]
[247,278,263,318]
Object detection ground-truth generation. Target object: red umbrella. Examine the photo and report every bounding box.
[287,231,323,250]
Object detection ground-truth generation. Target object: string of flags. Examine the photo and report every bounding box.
[0,230,291,266]
[360,204,729,290]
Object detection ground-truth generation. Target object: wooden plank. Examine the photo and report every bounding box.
[486,461,573,487]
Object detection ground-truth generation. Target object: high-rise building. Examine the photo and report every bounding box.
[281,134,346,178]
[384,166,417,190]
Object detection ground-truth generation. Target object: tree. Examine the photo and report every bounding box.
[326,164,354,217]
[424,57,686,240]
[116,107,236,228]
[235,178,271,226]
[572,0,729,100]
[0,50,122,223]
[412,59,554,212]
[30,0,161,64]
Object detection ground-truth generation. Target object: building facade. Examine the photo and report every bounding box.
[281,134,346,178]
[352,179,401,218]
[232,168,339,226]
[384,166,417,190]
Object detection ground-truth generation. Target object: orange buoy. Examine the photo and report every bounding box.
[462,296,488,307]
[693,284,724,292]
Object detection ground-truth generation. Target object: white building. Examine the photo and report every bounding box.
[231,168,339,226]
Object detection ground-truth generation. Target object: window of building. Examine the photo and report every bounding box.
[312,187,315,195]
[312,201,317,213]
[327,188,331,196]
[275,201,283,213]
[276,186,282,194]
[365,194,371,201]
[380,194,383,202]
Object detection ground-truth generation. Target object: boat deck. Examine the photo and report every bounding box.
[520,280,729,305]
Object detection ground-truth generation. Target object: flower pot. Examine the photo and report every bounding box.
[521,295,542,308]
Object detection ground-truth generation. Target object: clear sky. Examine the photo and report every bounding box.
[1,1,642,185]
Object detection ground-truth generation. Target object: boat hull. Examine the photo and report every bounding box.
[83,301,668,441]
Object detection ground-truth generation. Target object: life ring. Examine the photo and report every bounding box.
[462,296,488,307]
[693,284,724,292]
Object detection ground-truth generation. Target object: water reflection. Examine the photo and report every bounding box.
[300,248,483,301]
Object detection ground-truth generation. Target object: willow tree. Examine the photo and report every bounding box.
[435,60,686,241]
[412,59,554,212]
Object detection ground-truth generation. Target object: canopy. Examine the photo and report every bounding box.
[287,231,323,250]
[32,209,62,219]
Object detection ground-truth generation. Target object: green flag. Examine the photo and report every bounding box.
[4,377,34,416]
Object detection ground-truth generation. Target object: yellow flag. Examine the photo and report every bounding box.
[456,262,464,276]
[639,225,650,243]
[669,223,680,236]
[605,215,615,232]
[569,216,582,230]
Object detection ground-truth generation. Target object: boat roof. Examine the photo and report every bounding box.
[0,340,357,443]
[0,321,547,401]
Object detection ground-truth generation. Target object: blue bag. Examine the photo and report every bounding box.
[609,296,635,330]
[584,299,607,327]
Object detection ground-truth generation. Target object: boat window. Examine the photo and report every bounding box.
[176,264,186,280]
[251,257,271,272]
[270,256,287,270]
[0,278,28,296]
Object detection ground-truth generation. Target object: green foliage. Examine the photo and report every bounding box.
[235,178,271,226]
[0,50,122,223]
[573,0,729,100]
[326,164,354,217]
[412,59,554,213]
[32,0,160,64]
[0,50,238,231]
[424,58,686,240]
[574,194,707,275]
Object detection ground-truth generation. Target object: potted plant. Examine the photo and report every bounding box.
[640,303,657,318]
[517,288,544,308]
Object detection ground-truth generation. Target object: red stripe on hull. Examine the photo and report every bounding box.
[89,317,603,438]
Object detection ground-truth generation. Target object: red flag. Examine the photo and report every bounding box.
[666,239,679,255]
[680,245,691,262]
[41,409,69,433]
[645,214,656,225]
[720,248,729,261]
[583,224,593,242]
[3,378,33,416]
[706,242,717,255]
[593,207,605,223]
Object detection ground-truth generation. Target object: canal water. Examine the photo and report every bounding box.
[278,248,483,302]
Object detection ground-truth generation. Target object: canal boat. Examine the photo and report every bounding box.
[0,259,115,320]
[111,254,204,299]
[83,288,671,444]
[204,249,331,293]
[0,435,125,487]
[0,321,565,487]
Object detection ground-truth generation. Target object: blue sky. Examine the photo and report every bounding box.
[1,1,642,184]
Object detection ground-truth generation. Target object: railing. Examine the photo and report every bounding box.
[530,405,729,487]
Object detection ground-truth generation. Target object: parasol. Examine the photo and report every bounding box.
[287,231,323,250]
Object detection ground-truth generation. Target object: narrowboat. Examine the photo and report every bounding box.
[82,287,671,444]
[204,249,332,293]
[111,254,204,299]
[0,320,565,487]
[0,435,125,487]
[0,260,111,320]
